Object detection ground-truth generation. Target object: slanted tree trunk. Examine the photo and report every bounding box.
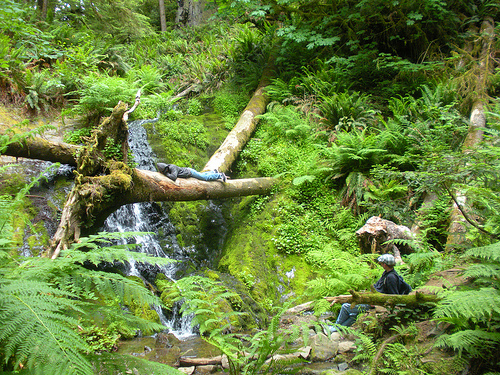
[203,53,275,173]
[446,17,496,249]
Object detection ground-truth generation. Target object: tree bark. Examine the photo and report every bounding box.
[4,137,79,166]
[446,17,496,249]
[356,216,414,262]
[159,0,167,32]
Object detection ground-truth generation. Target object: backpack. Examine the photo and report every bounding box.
[397,275,412,295]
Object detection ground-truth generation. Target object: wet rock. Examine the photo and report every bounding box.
[338,362,349,371]
[309,332,338,361]
[155,332,181,348]
[196,364,217,373]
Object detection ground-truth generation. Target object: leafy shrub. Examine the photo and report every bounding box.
[72,74,137,122]
[187,98,203,115]
[64,127,92,144]
[24,69,65,112]
[319,91,379,132]
[127,64,166,94]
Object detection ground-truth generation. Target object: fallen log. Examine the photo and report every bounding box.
[203,52,275,173]
[3,137,79,166]
[325,290,439,308]
[179,356,223,367]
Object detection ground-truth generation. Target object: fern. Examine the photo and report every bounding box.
[435,330,500,357]
[174,275,308,375]
[0,166,181,374]
[433,241,500,360]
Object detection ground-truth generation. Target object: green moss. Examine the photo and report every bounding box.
[219,193,315,307]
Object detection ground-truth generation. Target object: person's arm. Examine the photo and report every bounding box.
[164,164,179,181]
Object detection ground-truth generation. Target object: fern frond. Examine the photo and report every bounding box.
[435,329,500,357]
[464,242,500,263]
[0,279,93,375]
[91,352,184,374]
[465,263,500,281]
[433,288,500,323]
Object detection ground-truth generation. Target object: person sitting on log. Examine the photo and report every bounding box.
[327,253,410,333]
[157,162,227,182]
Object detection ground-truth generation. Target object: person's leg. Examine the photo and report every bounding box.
[335,303,354,326]
[338,303,371,327]
[188,168,222,181]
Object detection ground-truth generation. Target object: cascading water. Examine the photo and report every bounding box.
[103,118,194,338]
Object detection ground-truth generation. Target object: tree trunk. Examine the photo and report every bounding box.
[4,137,79,166]
[175,0,213,26]
[159,0,167,32]
[37,0,48,20]
[446,17,495,249]
[203,53,275,173]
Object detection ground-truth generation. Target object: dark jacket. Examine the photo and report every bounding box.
[157,163,191,181]
[373,269,401,295]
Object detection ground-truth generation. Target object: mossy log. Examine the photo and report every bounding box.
[325,290,440,308]
[3,137,79,165]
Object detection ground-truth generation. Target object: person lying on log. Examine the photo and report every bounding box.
[157,162,227,182]
[326,253,411,333]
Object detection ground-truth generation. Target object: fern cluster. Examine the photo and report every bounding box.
[0,165,182,374]
[434,242,500,363]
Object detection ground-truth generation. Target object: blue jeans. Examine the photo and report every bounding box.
[188,168,222,181]
[335,303,371,327]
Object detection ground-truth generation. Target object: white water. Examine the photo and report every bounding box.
[103,120,194,338]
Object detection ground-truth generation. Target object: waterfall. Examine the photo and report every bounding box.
[103,119,194,338]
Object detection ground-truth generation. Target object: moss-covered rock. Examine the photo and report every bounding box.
[219,193,315,308]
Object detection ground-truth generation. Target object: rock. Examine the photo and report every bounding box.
[221,354,229,369]
[155,332,181,348]
[177,366,195,375]
[309,333,338,361]
[338,362,349,371]
[338,340,356,354]
[196,364,217,373]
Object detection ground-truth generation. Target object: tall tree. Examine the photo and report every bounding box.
[159,0,167,31]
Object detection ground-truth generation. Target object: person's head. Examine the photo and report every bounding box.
[377,254,396,270]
